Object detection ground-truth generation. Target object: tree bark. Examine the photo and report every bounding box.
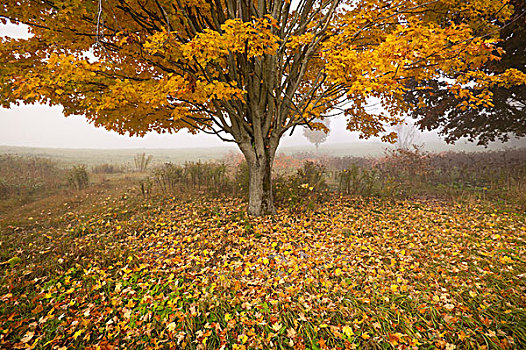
[247,154,275,215]
[239,142,277,216]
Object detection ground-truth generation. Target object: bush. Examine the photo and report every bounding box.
[134,153,153,172]
[67,165,89,190]
[234,161,250,195]
[149,161,233,195]
[152,163,183,192]
[327,147,526,204]
[274,160,329,211]
[138,177,153,199]
[92,163,126,174]
[295,161,327,191]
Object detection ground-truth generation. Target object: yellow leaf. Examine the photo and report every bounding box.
[343,325,354,338]
[167,322,177,332]
[73,329,83,340]
[444,303,455,311]
[272,322,283,332]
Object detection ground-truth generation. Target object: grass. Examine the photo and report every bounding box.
[0,149,525,349]
[1,187,525,349]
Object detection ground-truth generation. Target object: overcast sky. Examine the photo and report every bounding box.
[0,103,370,149]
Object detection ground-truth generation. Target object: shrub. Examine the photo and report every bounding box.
[138,177,153,199]
[295,160,327,191]
[337,165,382,196]
[0,178,8,199]
[134,153,153,172]
[149,161,233,195]
[67,165,89,190]
[152,163,183,192]
[92,163,126,174]
[327,147,526,204]
[234,161,250,195]
[274,160,329,211]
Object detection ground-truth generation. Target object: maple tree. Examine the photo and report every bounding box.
[405,0,526,145]
[2,0,526,214]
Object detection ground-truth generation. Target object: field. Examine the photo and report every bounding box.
[0,147,525,349]
[0,145,239,168]
[1,138,522,167]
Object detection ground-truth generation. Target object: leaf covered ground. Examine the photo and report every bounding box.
[1,194,525,349]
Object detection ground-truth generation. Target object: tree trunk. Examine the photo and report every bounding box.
[247,155,275,215]
[239,142,277,216]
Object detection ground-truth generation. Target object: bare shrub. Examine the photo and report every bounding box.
[134,153,153,172]
[67,165,89,190]
[92,163,126,174]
